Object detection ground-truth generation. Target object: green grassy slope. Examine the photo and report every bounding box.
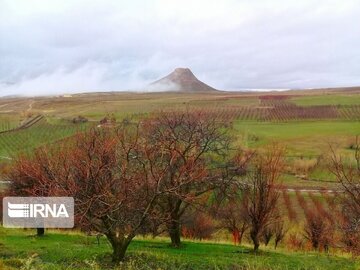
[0,228,357,270]
[235,120,360,155]
[0,118,87,157]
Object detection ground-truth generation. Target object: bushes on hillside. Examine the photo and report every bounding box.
[181,212,215,240]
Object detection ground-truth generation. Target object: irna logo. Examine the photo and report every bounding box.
[3,197,74,228]
[7,202,69,218]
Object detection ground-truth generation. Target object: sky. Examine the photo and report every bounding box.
[0,0,360,96]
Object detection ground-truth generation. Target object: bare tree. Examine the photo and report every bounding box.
[273,220,287,249]
[212,197,249,245]
[242,145,284,252]
[260,216,286,248]
[330,137,360,255]
[7,126,167,263]
[140,110,233,247]
[262,227,274,246]
[303,210,333,252]
[64,126,172,263]
[210,150,254,245]
[7,146,70,236]
[181,210,215,240]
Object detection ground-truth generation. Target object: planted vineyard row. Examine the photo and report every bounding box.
[338,105,360,120]
[0,120,18,133]
[183,104,360,122]
[259,95,293,107]
[0,118,87,157]
[308,192,334,224]
[164,107,267,122]
[282,190,297,222]
[279,190,342,225]
[263,105,338,121]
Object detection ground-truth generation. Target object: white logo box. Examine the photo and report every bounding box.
[3,197,74,228]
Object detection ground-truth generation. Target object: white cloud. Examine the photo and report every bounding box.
[0,0,360,96]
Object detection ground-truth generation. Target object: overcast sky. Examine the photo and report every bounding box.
[0,0,360,96]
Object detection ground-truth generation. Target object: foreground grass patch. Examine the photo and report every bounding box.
[0,227,358,270]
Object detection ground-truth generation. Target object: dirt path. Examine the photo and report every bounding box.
[284,188,341,193]
[27,100,34,112]
[0,156,12,160]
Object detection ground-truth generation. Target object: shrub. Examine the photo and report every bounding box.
[261,227,274,246]
[303,210,334,252]
[181,212,215,240]
[287,233,305,251]
[273,221,287,249]
[292,158,318,176]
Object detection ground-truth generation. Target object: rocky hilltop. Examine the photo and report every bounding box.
[150,68,218,92]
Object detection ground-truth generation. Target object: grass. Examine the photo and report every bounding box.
[0,116,20,132]
[0,227,358,270]
[235,120,360,156]
[0,118,87,157]
[236,120,360,141]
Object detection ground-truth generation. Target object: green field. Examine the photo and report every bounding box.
[236,120,360,155]
[0,118,87,157]
[0,92,359,183]
[0,228,357,270]
[1,118,357,159]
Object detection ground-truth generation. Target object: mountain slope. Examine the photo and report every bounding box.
[150,68,218,92]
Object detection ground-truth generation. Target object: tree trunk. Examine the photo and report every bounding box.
[106,233,131,264]
[312,240,319,250]
[168,219,181,247]
[250,230,260,252]
[111,241,129,264]
[167,199,183,247]
[37,228,45,236]
[232,229,240,245]
[253,237,260,252]
[239,230,245,244]
[274,240,279,249]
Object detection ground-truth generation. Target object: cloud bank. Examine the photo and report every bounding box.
[0,0,360,96]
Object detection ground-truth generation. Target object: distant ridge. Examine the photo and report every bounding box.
[150,68,218,92]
